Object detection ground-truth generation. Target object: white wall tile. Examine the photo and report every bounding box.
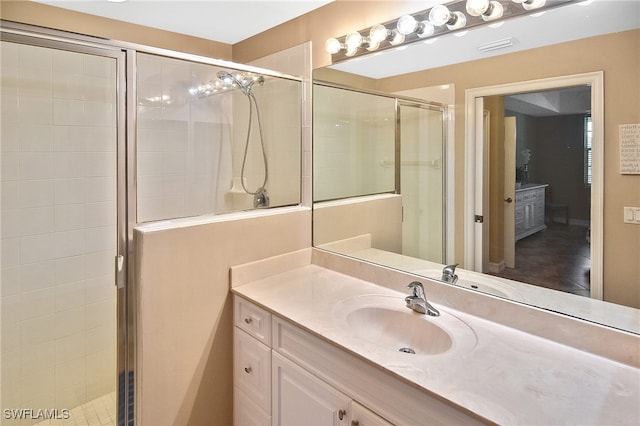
[85,202,114,228]
[54,229,85,258]
[54,152,85,178]
[84,226,115,253]
[21,341,55,373]
[2,208,21,239]
[85,101,114,127]
[1,322,21,354]
[20,287,55,320]
[1,266,21,296]
[21,314,56,346]
[86,299,115,330]
[19,152,54,180]
[53,126,85,151]
[85,177,115,203]
[19,97,52,124]
[85,152,114,177]
[54,307,85,339]
[55,204,86,231]
[85,251,111,279]
[54,255,85,286]
[20,233,54,264]
[21,261,54,292]
[20,206,54,236]
[1,294,21,324]
[21,179,54,208]
[55,178,85,204]
[19,124,53,152]
[85,126,115,152]
[1,152,20,180]
[55,333,86,365]
[86,275,114,304]
[53,99,84,126]
[55,280,86,312]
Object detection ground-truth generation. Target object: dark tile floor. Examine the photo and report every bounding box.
[489,223,591,297]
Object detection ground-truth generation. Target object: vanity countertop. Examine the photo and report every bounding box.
[515,182,549,191]
[231,263,640,425]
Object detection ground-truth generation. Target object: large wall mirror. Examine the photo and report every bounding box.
[312,0,640,334]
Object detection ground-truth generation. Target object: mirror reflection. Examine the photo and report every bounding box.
[312,0,639,334]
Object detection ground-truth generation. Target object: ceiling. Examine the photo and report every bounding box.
[31,0,335,44]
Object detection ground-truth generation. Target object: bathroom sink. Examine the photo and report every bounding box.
[346,305,452,355]
[333,295,477,356]
[417,269,522,300]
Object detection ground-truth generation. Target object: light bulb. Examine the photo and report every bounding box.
[397,15,418,35]
[482,1,504,21]
[429,5,452,26]
[369,25,390,44]
[417,21,435,38]
[325,38,342,54]
[345,32,363,51]
[447,11,467,30]
[522,0,546,10]
[466,0,490,16]
[389,31,405,46]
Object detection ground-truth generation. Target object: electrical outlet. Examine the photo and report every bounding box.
[623,207,640,224]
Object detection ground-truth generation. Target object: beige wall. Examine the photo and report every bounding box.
[135,210,310,425]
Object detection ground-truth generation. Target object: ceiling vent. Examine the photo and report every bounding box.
[478,37,515,52]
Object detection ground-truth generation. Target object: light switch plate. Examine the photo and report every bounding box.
[623,207,640,224]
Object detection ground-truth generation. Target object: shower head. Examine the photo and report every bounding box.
[217,70,264,95]
[190,71,265,98]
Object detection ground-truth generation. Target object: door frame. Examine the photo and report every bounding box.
[464,72,604,300]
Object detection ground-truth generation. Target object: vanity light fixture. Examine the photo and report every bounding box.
[325,0,574,62]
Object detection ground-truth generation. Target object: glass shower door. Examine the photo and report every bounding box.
[1,39,121,425]
[398,102,446,263]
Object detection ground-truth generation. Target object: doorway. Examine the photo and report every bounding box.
[485,88,592,296]
[464,72,604,300]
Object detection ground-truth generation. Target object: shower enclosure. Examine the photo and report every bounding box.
[136,53,301,223]
[313,83,446,264]
[1,22,302,426]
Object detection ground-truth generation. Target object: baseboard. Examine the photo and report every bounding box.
[488,260,505,274]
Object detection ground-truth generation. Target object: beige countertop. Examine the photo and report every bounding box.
[232,262,640,425]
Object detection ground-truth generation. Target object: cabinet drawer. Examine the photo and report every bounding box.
[234,328,271,414]
[235,296,271,345]
[234,387,271,426]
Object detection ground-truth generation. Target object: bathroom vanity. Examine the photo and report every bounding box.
[515,183,548,241]
[230,249,640,425]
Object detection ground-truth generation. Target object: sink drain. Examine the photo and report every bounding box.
[399,347,415,354]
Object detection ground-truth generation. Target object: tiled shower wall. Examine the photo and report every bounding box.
[136,53,301,223]
[1,42,116,418]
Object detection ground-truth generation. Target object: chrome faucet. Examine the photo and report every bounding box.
[441,264,459,285]
[405,282,440,317]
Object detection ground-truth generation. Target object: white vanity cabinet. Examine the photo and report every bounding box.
[515,184,548,241]
[233,296,482,426]
[234,297,272,425]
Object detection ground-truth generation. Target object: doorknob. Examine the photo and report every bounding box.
[504,197,513,203]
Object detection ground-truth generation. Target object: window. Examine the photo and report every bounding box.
[584,115,592,186]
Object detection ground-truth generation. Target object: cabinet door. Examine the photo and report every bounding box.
[272,352,350,426]
[350,401,394,426]
[235,387,271,426]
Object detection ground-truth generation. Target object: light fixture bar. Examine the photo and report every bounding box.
[327,0,575,62]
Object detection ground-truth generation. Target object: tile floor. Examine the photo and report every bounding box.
[489,223,591,297]
[34,392,116,426]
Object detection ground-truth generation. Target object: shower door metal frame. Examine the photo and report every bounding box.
[0,21,135,426]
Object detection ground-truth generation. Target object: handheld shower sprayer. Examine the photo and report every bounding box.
[216,71,264,96]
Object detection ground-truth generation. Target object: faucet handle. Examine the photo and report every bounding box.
[407,281,425,299]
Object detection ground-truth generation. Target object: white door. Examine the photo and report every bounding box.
[503,117,517,268]
[272,352,351,426]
